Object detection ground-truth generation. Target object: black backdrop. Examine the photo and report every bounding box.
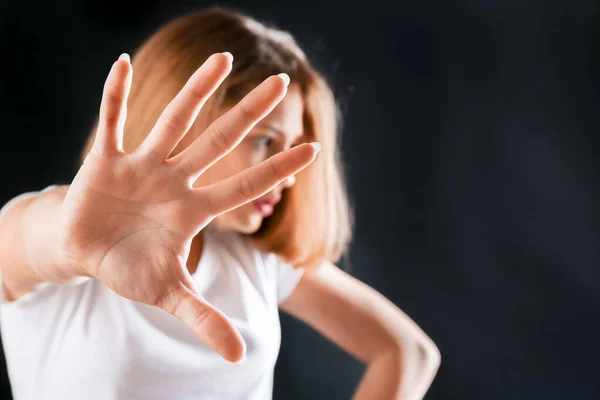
[1,0,599,399]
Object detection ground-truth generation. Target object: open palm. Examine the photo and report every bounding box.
[56,53,318,363]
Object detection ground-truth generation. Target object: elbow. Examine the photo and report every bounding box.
[419,337,441,375]
[409,333,441,386]
[392,333,441,377]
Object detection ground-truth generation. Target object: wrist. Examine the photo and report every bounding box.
[52,238,90,280]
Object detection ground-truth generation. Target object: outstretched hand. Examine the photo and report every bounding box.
[56,53,319,363]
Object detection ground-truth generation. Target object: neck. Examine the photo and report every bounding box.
[186,231,205,275]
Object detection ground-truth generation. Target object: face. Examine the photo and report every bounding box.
[194,85,305,234]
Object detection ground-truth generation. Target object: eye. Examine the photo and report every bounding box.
[255,136,274,147]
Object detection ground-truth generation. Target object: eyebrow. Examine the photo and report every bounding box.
[256,123,304,140]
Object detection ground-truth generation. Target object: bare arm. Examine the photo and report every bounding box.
[280,262,440,400]
[0,185,85,301]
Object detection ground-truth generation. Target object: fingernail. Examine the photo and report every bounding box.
[310,142,321,154]
[233,354,247,366]
[118,53,130,63]
[222,52,233,63]
[277,73,290,86]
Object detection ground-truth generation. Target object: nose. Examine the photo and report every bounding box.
[283,175,296,188]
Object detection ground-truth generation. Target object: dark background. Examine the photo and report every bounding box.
[1,0,599,399]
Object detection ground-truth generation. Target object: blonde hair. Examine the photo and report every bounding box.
[80,7,353,269]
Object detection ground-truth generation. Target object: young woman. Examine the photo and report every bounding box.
[0,7,440,400]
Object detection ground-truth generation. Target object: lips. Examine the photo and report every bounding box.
[254,196,280,217]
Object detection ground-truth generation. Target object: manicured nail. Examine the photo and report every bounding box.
[311,142,321,154]
[277,73,290,86]
[233,354,247,366]
[222,52,233,63]
[118,53,130,63]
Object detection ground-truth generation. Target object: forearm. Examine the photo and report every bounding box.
[352,342,440,400]
[0,185,83,299]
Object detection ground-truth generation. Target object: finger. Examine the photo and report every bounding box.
[160,283,246,363]
[94,53,132,156]
[136,53,233,160]
[199,142,320,216]
[170,73,290,181]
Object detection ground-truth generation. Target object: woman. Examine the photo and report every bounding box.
[0,7,440,400]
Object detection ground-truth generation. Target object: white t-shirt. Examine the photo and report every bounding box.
[0,187,305,400]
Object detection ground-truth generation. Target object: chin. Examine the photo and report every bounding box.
[211,207,264,235]
[237,214,263,234]
[218,211,263,235]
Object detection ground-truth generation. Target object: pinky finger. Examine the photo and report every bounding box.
[198,142,320,217]
[94,53,132,156]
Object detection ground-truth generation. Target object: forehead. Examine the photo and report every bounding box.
[257,85,304,140]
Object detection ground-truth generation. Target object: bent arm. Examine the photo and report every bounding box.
[280,262,440,400]
[0,185,84,301]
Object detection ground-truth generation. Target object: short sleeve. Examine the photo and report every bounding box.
[273,257,305,305]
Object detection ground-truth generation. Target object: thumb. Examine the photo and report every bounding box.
[159,283,246,363]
